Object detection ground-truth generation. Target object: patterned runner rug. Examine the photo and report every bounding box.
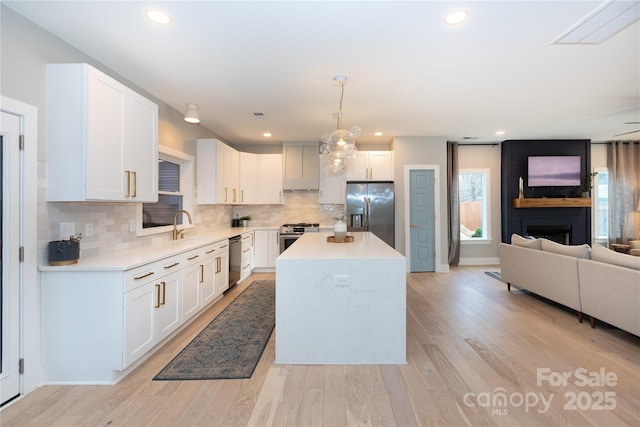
[154,280,275,380]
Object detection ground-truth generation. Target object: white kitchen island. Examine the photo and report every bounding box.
[275,232,406,364]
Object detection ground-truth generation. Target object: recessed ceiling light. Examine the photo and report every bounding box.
[374,132,383,137]
[495,130,505,136]
[263,132,272,137]
[145,9,172,25]
[445,9,468,25]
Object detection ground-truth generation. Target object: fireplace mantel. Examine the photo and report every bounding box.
[513,198,591,208]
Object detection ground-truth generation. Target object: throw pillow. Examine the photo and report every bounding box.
[540,238,591,259]
[511,233,541,250]
[592,244,640,270]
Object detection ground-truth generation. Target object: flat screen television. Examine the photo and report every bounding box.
[528,155,581,187]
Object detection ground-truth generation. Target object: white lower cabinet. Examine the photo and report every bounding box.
[40,238,230,384]
[124,270,181,367]
[182,250,203,323]
[215,245,230,295]
[239,232,253,282]
[124,259,182,369]
[253,229,279,269]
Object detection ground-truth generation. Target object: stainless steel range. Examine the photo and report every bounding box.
[279,223,319,254]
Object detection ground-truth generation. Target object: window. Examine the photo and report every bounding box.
[136,146,194,236]
[593,167,609,240]
[459,169,490,241]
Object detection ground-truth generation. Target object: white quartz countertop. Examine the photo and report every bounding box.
[278,232,404,260]
[39,226,261,272]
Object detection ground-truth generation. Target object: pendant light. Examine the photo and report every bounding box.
[320,75,360,175]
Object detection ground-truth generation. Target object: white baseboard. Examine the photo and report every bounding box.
[459,257,500,266]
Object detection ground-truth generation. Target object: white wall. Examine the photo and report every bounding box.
[458,144,502,265]
[391,136,449,271]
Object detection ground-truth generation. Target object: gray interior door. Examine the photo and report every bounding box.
[410,169,435,272]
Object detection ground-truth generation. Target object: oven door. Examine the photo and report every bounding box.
[279,234,301,254]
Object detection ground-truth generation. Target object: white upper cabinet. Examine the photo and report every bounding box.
[282,143,319,190]
[196,139,240,204]
[46,63,158,202]
[346,151,394,181]
[258,154,283,204]
[239,152,258,204]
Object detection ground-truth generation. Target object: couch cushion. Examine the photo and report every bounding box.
[540,239,591,259]
[511,233,541,249]
[592,244,640,270]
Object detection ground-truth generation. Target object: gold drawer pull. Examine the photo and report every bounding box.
[161,281,166,305]
[200,265,204,283]
[187,255,200,261]
[205,248,216,254]
[132,171,137,198]
[134,271,154,280]
[125,171,131,197]
[164,262,180,269]
[155,284,161,308]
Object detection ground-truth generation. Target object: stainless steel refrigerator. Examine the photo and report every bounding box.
[346,181,395,248]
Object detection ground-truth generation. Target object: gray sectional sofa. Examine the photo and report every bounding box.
[499,235,640,336]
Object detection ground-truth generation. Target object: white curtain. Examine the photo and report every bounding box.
[607,141,640,244]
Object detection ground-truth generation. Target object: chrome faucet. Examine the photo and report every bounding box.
[172,210,193,240]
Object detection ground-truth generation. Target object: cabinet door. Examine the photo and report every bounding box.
[253,230,270,268]
[85,66,127,200]
[239,152,258,204]
[319,155,346,204]
[215,250,230,295]
[226,146,240,203]
[123,93,158,202]
[182,263,201,322]
[215,141,240,204]
[156,271,181,340]
[282,143,319,190]
[369,151,394,181]
[124,282,156,367]
[200,256,217,307]
[345,152,369,181]
[258,154,283,204]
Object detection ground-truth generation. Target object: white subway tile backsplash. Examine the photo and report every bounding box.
[39,162,344,264]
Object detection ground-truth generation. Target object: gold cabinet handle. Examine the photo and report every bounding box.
[164,261,180,269]
[233,189,237,202]
[134,271,154,280]
[200,265,204,283]
[187,254,200,261]
[224,187,228,202]
[125,170,131,197]
[206,248,216,254]
[241,190,244,203]
[132,171,137,198]
[161,281,166,305]
[155,283,161,308]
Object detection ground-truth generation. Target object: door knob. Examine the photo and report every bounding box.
[410,224,418,228]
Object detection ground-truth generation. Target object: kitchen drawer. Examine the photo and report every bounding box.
[125,254,184,292]
[183,248,202,266]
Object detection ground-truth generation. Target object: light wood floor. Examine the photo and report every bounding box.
[2,267,639,426]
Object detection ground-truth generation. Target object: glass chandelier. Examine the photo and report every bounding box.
[320,75,360,175]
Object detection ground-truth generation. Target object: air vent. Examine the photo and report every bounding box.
[551,0,640,45]
[253,112,265,118]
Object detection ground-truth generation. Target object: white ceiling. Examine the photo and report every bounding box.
[6,0,640,146]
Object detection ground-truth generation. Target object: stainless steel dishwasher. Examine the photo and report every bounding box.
[228,235,242,289]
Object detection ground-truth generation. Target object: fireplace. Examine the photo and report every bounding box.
[525,224,572,244]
